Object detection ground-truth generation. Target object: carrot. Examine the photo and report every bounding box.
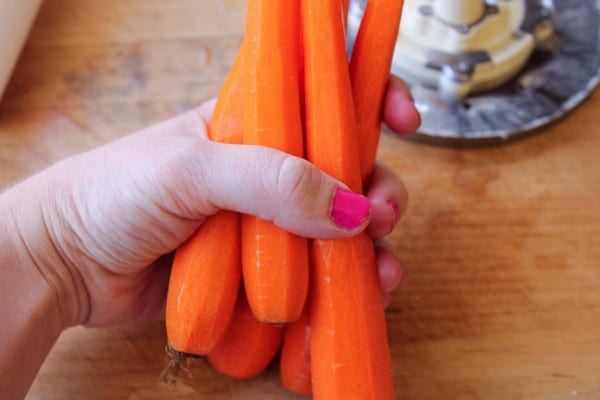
[207,42,248,145]
[165,45,248,356]
[303,0,361,195]
[310,234,394,399]
[280,308,312,397]
[342,0,350,15]
[342,0,350,30]
[350,0,404,182]
[302,0,394,398]
[241,0,309,324]
[208,290,285,379]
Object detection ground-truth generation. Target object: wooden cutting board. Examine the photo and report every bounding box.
[0,1,598,399]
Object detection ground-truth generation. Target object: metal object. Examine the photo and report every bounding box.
[348,0,600,144]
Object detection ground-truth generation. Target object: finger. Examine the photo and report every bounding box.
[382,293,392,309]
[171,99,216,140]
[183,141,372,239]
[196,98,217,121]
[365,163,408,239]
[128,102,371,240]
[382,75,421,135]
[375,242,404,294]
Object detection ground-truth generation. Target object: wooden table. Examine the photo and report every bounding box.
[1,1,599,399]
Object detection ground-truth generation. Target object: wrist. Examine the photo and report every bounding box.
[0,252,62,398]
[0,187,66,398]
[1,173,90,328]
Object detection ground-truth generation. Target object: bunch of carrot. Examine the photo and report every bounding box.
[165,0,404,398]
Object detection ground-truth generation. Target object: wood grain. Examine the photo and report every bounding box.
[0,0,598,399]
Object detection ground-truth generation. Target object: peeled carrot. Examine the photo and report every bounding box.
[206,42,248,145]
[350,0,404,182]
[241,0,309,324]
[208,290,285,379]
[280,308,312,397]
[167,0,402,392]
[342,0,350,29]
[342,0,350,15]
[165,46,247,356]
[303,0,361,195]
[302,0,394,399]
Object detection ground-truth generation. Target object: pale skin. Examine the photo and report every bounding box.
[0,76,420,399]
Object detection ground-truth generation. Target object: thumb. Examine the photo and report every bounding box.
[185,140,371,239]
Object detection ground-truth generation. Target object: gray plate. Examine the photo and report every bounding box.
[348,0,600,144]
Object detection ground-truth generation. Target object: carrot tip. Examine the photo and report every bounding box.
[165,344,202,360]
[160,345,201,387]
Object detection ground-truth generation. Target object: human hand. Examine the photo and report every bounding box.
[6,76,419,329]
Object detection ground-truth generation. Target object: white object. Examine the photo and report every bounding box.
[0,0,43,100]
[393,0,553,100]
[434,0,486,26]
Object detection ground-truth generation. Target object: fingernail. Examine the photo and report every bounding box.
[331,188,371,230]
[387,200,400,233]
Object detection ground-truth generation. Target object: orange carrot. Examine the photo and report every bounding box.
[207,42,248,145]
[310,234,393,399]
[280,308,312,397]
[342,0,350,30]
[302,0,394,398]
[342,0,350,15]
[165,46,247,356]
[208,291,285,379]
[241,0,309,324]
[350,0,404,182]
[303,0,361,195]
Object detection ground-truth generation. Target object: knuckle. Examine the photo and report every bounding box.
[276,156,322,207]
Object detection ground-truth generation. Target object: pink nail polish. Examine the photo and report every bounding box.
[331,188,371,230]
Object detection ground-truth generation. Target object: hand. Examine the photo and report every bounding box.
[6,76,420,328]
